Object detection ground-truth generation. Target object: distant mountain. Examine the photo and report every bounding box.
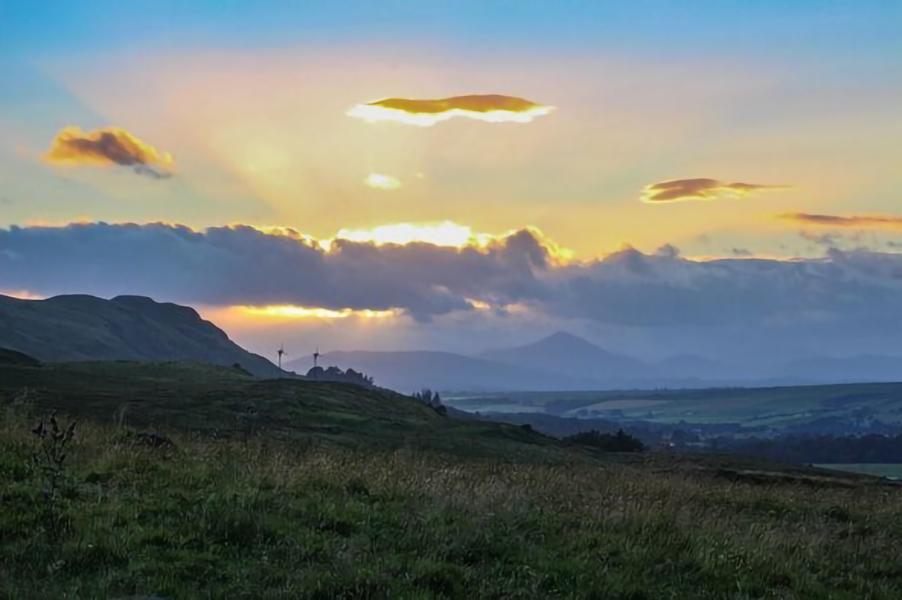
[285,349,605,393]
[0,294,282,377]
[481,331,650,383]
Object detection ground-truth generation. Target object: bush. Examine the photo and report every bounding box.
[563,429,645,452]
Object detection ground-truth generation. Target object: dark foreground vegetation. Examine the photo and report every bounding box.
[3,359,902,598]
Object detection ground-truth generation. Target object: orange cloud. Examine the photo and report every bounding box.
[641,178,786,203]
[347,94,553,126]
[44,126,174,178]
[780,213,902,229]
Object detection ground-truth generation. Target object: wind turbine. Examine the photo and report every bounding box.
[277,343,285,371]
[313,347,320,369]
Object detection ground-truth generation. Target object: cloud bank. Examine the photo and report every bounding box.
[347,94,553,126]
[641,178,785,203]
[44,126,174,178]
[3,222,902,353]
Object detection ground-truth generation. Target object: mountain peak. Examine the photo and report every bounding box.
[523,331,603,353]
[539,331,596,346]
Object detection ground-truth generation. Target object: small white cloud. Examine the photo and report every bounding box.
[364,173,402,191]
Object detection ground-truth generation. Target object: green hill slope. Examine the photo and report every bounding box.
[0,294,282,377]
[0,359,560,460]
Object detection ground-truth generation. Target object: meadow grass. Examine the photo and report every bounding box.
[2,410,902,599]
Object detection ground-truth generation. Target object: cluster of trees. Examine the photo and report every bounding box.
[563,429,645,452]
[306,366,374,387]
[412,388,447,415]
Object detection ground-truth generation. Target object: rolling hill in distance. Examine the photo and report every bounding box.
[0,294,282,377]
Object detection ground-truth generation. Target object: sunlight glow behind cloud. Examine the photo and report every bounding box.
[364,173,402,190]
[237,305,399,320]
[347,94,554,127]
[333,221,494,248]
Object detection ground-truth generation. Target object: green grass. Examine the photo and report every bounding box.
[2,413,902,598]
[3,360,902,597]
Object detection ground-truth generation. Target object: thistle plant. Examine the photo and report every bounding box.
[31,412,77,538]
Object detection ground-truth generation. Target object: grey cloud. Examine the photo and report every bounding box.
[3,222,902,340]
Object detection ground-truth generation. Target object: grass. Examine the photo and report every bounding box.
[0,360,565,462]
[3,360,902,597]
[2,412,902,598]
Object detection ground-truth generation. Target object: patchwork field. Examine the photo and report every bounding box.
[446,382,902,433]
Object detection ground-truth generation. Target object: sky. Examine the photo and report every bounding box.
[2,1,902,364]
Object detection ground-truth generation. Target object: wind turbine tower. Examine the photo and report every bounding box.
[313,347,320,369]
[277,343,285,371]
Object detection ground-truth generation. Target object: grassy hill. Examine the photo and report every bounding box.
[2,359,902,597]
[0,358,563,461]
[0,294,282,377]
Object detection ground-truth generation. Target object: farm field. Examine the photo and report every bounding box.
[446,383,902,432]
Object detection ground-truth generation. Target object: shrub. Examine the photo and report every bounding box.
[563,428,645,452]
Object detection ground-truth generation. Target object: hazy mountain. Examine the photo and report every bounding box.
[481,331,650,383]
[0,294,282,377]
[285,349,605,393]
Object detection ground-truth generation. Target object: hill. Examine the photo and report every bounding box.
[0,347,40,367]
[0,294,282,377]
[0,359,559,459]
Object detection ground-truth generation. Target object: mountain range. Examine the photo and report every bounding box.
[290,332,902,392]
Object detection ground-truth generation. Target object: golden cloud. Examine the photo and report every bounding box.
[347,94,553,126]
[779,213,902,229]
[44,126,174,178]
[641,178,786,203]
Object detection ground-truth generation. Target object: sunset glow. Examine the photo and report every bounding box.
[238,305,399,320]
[363,173,402,190]
[333,221,494,248]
